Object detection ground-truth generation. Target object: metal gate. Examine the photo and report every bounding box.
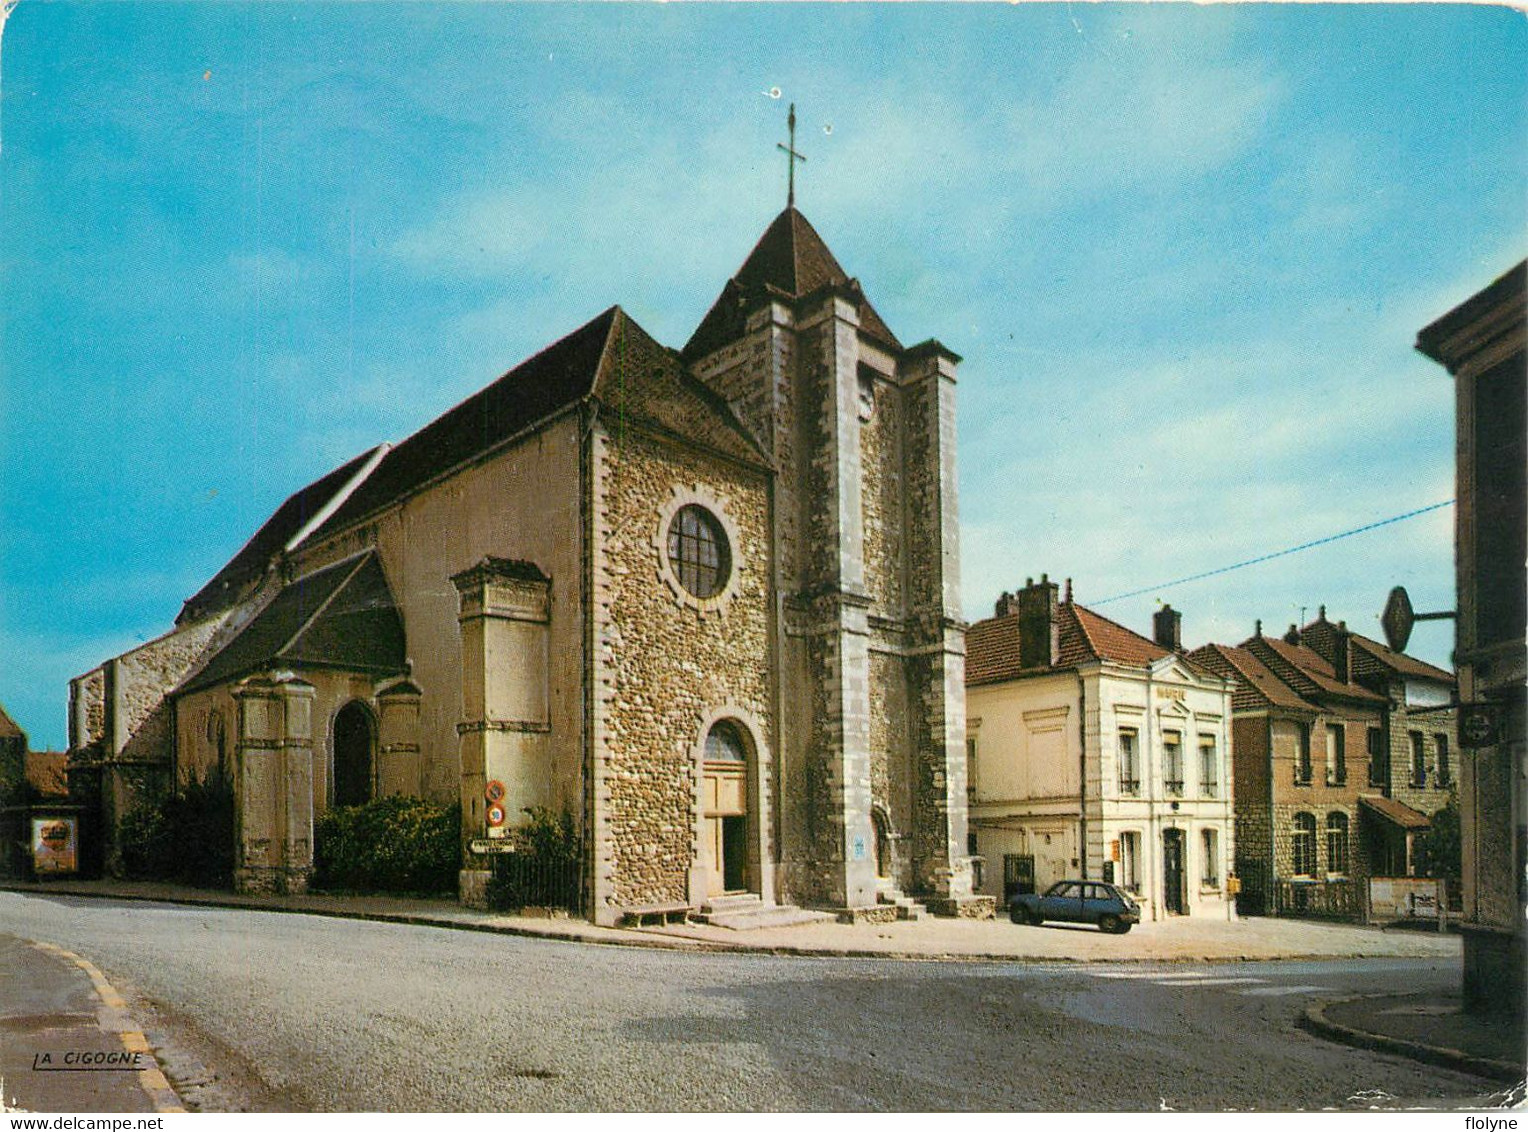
[1235,857,1268,916]
[1003,853,1035,899]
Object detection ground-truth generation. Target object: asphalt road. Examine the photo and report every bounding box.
[0,891,1506,1112]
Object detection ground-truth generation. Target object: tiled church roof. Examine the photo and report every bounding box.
[683,207,901,360]
[180,304,768,629]
[178,446,384,625]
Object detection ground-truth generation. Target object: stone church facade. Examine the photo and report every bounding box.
[67,207,989,924]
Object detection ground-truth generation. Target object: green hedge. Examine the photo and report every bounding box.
[118,771,235,888]
[313,795,460,895]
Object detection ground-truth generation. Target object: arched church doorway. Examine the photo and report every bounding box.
[701,719,751,897]
[333,701,375,808]
[871,808,893,879]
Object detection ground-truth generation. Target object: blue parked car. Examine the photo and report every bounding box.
[1009,880,1140,934]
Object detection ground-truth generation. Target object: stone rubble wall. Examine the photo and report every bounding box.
[598,425,773,910]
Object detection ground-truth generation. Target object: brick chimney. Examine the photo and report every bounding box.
[1153,604,1183,652]
[1332,620,1352,683]
[994,590,1019,618]
[1017,575,1060,669]
[1284,623,1301,645]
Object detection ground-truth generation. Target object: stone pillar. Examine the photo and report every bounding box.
[452,558,552,908]
[234,677,282,894]
[794,289,878,916]
[901,341,987,916]
[376,679,424,797]
[278,676,316,895]
[234,673,315,894]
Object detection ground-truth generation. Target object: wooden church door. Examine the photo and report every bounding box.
[702,720,750,897]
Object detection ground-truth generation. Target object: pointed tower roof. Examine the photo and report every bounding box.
[683,207,901,361]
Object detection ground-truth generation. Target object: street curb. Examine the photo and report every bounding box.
[1299,992,1525,1085]
[29,941,187,1113]
[0,882,1457,966]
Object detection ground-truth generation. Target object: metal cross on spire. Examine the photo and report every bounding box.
[777,102,806,209]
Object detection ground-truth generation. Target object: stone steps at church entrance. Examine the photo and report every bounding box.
[692,895,837,931]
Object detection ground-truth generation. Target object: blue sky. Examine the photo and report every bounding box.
[1,3,1523,750]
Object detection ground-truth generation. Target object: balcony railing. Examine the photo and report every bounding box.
[1118,778,1140,796]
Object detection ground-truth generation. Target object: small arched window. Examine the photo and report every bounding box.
[704,719,747,763]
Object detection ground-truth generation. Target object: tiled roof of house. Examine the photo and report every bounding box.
[25,750,68,797]
[1187,643,1315,713]
[1351,634,1453,683]
[1359,793,1432,831]
[1065,604,1172,667]
[180,552,407,694]
[966,614,1026,686]
[968,601,1175,686]
[683,207,901,361]
[1239,633,1389,706]
[1298,612,1455,685]
[0,703,23,740]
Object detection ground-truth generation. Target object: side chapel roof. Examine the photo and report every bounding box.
[179,553,407,695]
[179,446,385,625]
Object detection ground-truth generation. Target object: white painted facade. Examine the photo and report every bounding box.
[969,655,1237,922]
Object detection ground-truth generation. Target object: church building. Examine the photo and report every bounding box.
[67,203,991,925]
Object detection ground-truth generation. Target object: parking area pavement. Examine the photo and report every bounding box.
[637,908,1463,962]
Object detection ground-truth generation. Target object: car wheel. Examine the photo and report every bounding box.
[1098,913,1122,934]
[1009,906,1028,925]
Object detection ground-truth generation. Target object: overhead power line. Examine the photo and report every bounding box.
[1093,500,1455,606]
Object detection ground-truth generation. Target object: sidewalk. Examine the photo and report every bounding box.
[0,934,183,1115]
[3,876,1464,963]
[1303,992,1526,1086]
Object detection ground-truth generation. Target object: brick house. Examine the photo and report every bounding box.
[66,206,990,924]
[1190,612,1456,918]
[967,580,1237,921]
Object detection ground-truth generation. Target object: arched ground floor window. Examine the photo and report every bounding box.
[333,701,375,808]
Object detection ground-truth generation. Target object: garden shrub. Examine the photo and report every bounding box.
[118,770,235,888]
[313,795,460,895]
[485,806,582,912]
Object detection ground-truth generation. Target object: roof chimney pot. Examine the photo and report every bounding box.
[1017,576,1061,670]
[1153,604,1183,652]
